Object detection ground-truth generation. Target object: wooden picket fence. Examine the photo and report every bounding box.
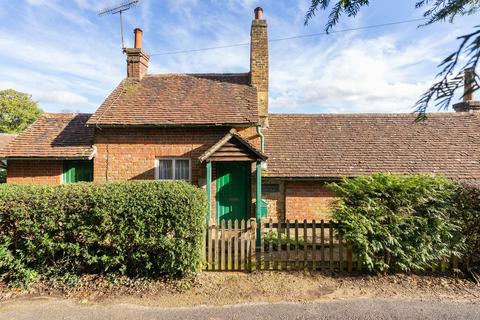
[203,218,457,272]
[203,218,355,272]
[258,218,359,272]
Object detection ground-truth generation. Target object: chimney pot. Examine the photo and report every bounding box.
[134,28,143,49]
[464,67,475,102]
[254,7,264,20]
[126,28,149,79]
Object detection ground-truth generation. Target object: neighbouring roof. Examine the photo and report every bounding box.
[0,133,16,152]
[0,133,16,168]
[199,128,267,162]
[87,73,259,127]
[265,113,480,180]
[1,113,95,159]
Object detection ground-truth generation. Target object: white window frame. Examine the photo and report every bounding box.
[155,158,191,182]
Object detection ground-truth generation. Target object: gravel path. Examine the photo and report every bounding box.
[1,298,479,320]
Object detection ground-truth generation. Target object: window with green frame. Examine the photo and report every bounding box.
[63,160,93,183]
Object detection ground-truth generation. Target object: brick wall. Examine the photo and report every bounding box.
[7,160,63,184]
[93,127,229,183]
[284,181,337,221]
[93,127,260,222]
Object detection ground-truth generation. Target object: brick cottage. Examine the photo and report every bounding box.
[2,7,480,223]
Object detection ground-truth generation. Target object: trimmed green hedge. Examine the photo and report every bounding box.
[328,174,463,273]
[0,181,207,287]
[455,183,480,271]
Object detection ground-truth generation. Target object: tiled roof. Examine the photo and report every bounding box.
[87,73,259,126]
[1,113,95,159]
[0,133,16,152]
[265,113,480,180]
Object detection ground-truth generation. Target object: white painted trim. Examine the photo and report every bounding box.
[154,158,191,183]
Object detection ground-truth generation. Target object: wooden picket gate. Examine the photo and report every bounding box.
[204,218,257,271]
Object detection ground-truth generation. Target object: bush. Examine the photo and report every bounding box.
[328,174,463,273]
[454,183,480,271]
[0,181,207,287]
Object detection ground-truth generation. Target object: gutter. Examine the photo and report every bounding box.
[86,123,258,129]
[256,125,264,153]
[1,157,92,161]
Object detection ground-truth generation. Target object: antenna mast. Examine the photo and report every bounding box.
[98,0,140,50]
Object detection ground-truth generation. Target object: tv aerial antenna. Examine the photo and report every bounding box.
[98,0,140,50]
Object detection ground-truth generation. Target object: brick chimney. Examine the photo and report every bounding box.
[250,7,269,126]
[125,28,149,80]
[453,68,480,112]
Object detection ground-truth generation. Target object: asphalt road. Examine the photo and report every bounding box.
[0,298,479,320]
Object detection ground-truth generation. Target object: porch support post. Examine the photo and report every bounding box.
[256,160,262,221]
[206,160,212,225]
[256,160,262,245]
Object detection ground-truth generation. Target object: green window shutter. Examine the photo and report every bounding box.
[63,160,93,183]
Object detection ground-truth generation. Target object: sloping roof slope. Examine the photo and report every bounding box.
[0,133,16,152]
[1,113,95,159]
[265,113,480,180]
[87,73,259,127]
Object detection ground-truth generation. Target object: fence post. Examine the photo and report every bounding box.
[241,219,246,271]
[329,221,334,272]
[277,219,282,271]
[250,218,257,272]
[207,221,213,270]
[260,218,264,270]
[234,219,239,271]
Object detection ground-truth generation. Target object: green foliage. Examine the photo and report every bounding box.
[305,0,480,30]
[0,181,207,288]
[0,169,6,183]
[328,174,463,273]
[0,89,43,134]
[263,232,305,249]
[454,183,480,270]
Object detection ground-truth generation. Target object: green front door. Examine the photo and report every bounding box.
[63,160,93,183]
[216,162,251,222]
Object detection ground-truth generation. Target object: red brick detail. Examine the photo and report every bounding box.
[7,160,63,185]
[285,181,337,221]
[125,48,149,80]
[93,127,230,183]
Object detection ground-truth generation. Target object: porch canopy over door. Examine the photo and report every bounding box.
[199,129,267,224]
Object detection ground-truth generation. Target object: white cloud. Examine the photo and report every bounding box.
[35,90,89,106]
[268,29,460,113]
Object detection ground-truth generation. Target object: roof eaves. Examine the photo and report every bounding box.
[199,128,268,163]
[87,122,258,128]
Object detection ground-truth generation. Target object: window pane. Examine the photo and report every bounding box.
[158,160,173,179]
[175,160,190,181]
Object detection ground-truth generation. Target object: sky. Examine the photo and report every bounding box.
[0,0,478,114]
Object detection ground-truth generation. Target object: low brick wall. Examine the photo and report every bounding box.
[7,160,63,184]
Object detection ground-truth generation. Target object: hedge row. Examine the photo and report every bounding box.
[0,181,207,287]
[328,174,478,273]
